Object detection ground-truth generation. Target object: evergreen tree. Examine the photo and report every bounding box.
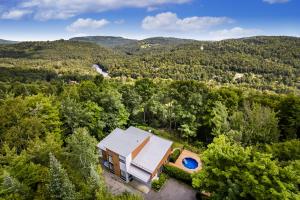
[47,153,76,200]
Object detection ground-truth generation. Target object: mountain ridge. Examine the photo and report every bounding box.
[0,39,18,44]
[69,36,197,48]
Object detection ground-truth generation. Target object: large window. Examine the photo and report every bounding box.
[120,170,126,181]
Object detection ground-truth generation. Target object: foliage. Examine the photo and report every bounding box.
[278,95,300,139]
[0,38,300,199]
[263,139,300,162]
[192,135,300,199]
[169,149,181,163]
[228,103,280,145]
[207,101,229,136]
[163,164,192,185]
[151,173,168,191]
[0,94,61,152]
[65,128,98,179]
[47,153,76,200]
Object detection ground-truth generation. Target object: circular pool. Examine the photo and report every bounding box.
[182,157,198,169]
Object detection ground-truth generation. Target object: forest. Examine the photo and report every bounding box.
[0,37,299,199]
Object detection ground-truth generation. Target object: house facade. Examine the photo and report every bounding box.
[97,127,173,184]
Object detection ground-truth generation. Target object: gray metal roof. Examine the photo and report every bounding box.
[97,126,151,156]
[128,165,151,183]
[131,135,172,173]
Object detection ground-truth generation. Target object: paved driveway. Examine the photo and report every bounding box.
[103,170,142,196]
[145,178,197,200]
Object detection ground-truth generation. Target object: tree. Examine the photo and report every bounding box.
[61,98,105,138]
[134,78,156,123]
[47,153,76,200]
[178,124,197,140]
[0,145,49,200]
[78,81,100,102]
[208,101,229,136]
[98,88,129,132]
[65,128,98,179]
[27,132,63,166]
[192,135,299,199]
[0,171,31,200]
[229,103,280,145]
[278,95,300,139]
[0,95,61,152]
[120,85,142,116]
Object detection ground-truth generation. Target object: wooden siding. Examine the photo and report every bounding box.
[102,149,107,161]
[106,148,121,177]
[131,136,150,159]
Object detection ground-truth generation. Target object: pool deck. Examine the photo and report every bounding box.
[169,149,202,173]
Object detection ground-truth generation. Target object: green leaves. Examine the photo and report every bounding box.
[229,103,280,145]
[47,153,76,200]
[0,95,61,152]
[193,135,299,199]
[65,128,98,179]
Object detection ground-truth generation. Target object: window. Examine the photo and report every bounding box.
[119,156,125,164]
[99,150,103,157]
[120,170,126,181]
[109,163,114,173]
[108,155,113,163]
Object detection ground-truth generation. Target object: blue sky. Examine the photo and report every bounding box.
[0,0,299,41]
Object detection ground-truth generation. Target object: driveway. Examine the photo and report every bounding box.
[103,170,142,196]
[145,178,197,200]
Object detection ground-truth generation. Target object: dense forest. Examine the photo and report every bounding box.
[0,37,299,199]
[1,36,300,92]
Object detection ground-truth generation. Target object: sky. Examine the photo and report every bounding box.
[0,0,299,41]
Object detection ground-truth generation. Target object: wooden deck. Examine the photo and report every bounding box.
[169,149,202,173]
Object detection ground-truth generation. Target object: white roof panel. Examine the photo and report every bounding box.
[97,127,151,156]
[128,165,151,183]
[132,135,172,173]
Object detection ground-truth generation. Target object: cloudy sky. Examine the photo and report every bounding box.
[0,0,299,41]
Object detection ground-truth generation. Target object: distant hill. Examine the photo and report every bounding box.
[141,37,196,46]
[69,36,196,51]
[0,39,18,44]
[1,36,299,90]
[69,36,137,48]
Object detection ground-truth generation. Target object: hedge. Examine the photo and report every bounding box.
[151,173,168,191]
[169,149,181,163]
[163,164,192,185]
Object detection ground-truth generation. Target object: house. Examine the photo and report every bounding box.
[97,126,173,184]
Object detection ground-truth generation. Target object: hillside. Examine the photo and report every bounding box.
[69,36,138,48]
[0,39,18,44]
[1,36,300,92]
[0,40,119,82]
[0,36,299,200]
[69,36,196,52]
[108,36,300,91]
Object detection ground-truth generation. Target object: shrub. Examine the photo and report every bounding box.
[163,164,192,185]
[151,173,168,191]
[169,149,181,163]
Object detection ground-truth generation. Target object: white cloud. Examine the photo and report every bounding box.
[114,19,125,24]
[209,27,261,40]
[66,18,109,32]
[16,0,191,20]
[142,12,232,32]
[147,7,159,12]
[263,0,290,4]
[1,9,31,20]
